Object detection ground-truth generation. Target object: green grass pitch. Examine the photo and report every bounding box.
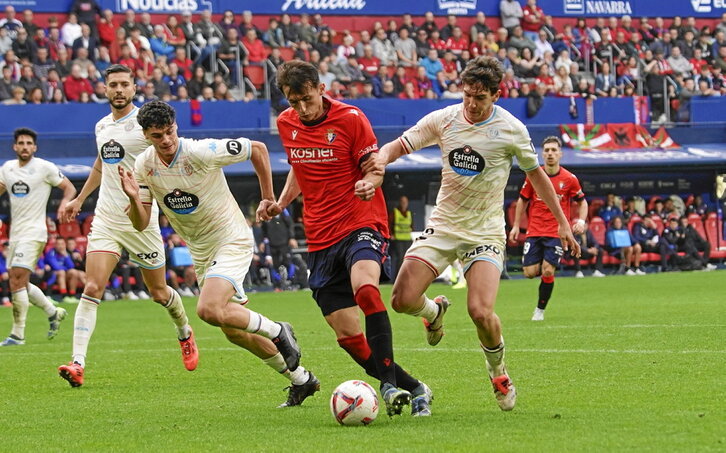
[0,271,723,452]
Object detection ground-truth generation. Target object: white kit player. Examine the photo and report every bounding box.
[118,100,318,408]
[368,57,580,411]
[0,128,76,346]
[58,65,197,388]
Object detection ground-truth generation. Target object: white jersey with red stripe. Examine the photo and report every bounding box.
[399,103,539,242]
[133,137,254,263]
[93,106,159,232]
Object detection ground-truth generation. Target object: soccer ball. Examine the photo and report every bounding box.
[329,380,379,426]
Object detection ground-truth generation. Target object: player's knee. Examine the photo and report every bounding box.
[523,267,539,279]
[196,302,222,326]
[82,279,104,298]
[468,304,495,327]
[541,267,555,278]
[150,286,169,304]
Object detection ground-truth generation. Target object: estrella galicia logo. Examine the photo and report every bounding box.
[164,188,199,214]
[449,145,485,176]
[100,139,125,164]
[11,181,30,197]
[226,140,243,155]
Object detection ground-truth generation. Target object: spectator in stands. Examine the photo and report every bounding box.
[63,63,92,101]
[599,193,623,223]
[72,47,93,78]
[150,67,171,99]
[312,29,334,60]
[193,9,223,69]
[419,48,443,82]
[53,47,72,79]
[66,238,85,271]
[44,237,84,302]
[534,29,554,59]
[500,0,523,34]
[334,33,356,64]
[127,26,151,59]
[60,14,80,53]
[0,50,21,80]
[632,216,671,271]
[263,18,284,49]
[371,27,397,66]
[595,61,617,96]
[470,11,491,43]
[380,79,397,98]
[12,28,36,63]
[446,26,469,57]
[0,5,23,40]
[26,86,42,104]
[218,28,247,86]
[278,13,298,46]
[554,65,573,95]
[163,62,186,99]
[622,197,644,220]
[509,26,536,54]
[394,28,417,67]
[243,29,267,64]
[33,48,54,83]
[171,47,193,81]
[296,13,316,45]
[0,66,15,100]
[137,80,157,102]
[526,80,547,117]
[0,28,12,56]
[50,87,67,103]
[678,77,698,121]
[573,222,606,277]
[119,9,137,37]
[17,64,41,98]
[216,10,237,36]
[522,0,544,42]
[186,65,207,100]
[606,216,643,275]
[687,195,709,217]
[135,12,153,39]
[715,46,726,72]
[70,0,100,34]
[239,10,262,38]
[149,24,175,60]
[668,46,693,77]
[97,9,115,47]
[316,60,336,88]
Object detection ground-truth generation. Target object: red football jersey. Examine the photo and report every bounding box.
[519,166,585,238]
[277,98,389,251]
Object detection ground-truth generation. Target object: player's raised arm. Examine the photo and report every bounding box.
[118,166,151,231]
[61,156,102,223]
[525,166,581,257]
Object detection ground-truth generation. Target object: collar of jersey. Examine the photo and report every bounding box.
[114,106,138,123]
[465,105,497,126]
[162,139,183,168]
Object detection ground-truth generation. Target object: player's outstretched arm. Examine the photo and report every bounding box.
[249,140,280,222]
[274,168,301,215]
[118,167,151,231]
[525,166,581,257]
[360,139,407,175]
[61,156,102,223]
[56,177,78,221]
[508,197,528,243]
[572,199,589,234]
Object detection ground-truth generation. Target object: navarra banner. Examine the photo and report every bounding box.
[560,123,679,151]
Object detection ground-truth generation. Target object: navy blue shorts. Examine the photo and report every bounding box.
[522,237,563,267]
[307,228,391,316]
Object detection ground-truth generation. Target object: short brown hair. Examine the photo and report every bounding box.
[276,60,320,95]
[460,56,503,95]
[542,136,562,148]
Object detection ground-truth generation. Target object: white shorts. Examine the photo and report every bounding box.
[86,222,165,269]
[7,241,45,271]
[194,239,253,304]
[405,228,505,276]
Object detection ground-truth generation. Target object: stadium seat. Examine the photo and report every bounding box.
[74,236,88,255]
[404,66,418,79]
[505,201,527,245]
[650,215,664,234]
[82,215,94,236]
[627,214,642,232]
[588,198,604,220]
[58,221,82,239]
[646,196,662,212]
[279,47,295,61]
[244,64,266,91]
[687,213,707,239]
[0,221,8,241]
[588,216,606,245]
[704,213,726,259]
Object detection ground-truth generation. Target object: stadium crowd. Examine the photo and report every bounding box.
[1,3,726,120]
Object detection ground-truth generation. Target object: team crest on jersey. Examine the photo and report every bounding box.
[485,127,500,139]
[292,130,298,140]
[449,145,485,177]
[559,181,565,190]
[124,121,135,132]
[100,139,125,164]
[11,181,30,197]
[164,189,199,214]
[183,163,193,176]
[325,129,337,144]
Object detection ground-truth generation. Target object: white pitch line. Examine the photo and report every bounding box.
[5,346,725,357]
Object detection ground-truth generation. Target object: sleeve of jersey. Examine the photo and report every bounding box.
[519,177,534,200]
[512,125,539,172]
[133,157,153,206]
[398,110,440,154]
[351,109,379,162]
[45,162,65,187]
[197,137,253,170]
[571,175,585,201]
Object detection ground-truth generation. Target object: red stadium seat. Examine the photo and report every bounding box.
[0,221,8,241]
[627,214,642,233]
[244,64,266,91]
[279,47,295,61]
[58,221,82,239]
[650,215,664,234]
[82,215,94,236]
[588,198,604,220]
[687,213,706,239]
[589,216,606,246]
[704,213,726,259]
[505,201,527,245]
[404,66,418,79]
[646,196,663,212]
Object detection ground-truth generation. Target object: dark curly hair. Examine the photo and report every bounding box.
[460,56,504,95]
[276,60,320,95]
[14,127,37,144]
[138,100,176,131]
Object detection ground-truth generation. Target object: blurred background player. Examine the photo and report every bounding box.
[58,65,196,387]
[389,195,413,281]
[121,100,317,408]
[0,127,76,346]
[270,60,432,417]
[509,136,587,321]
[372,57,580,411]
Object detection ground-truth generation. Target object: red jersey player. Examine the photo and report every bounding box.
[263,60,432,417]
[509,136,588,321]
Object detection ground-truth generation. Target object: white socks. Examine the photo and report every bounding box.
[10,288,30,339]
[482,338,506,377]
[262,352,308,385]
[411,295,439,323]
[27,283,57,317]
[246,311,282,339]
[163,286,191,340]
[72,295,100,367]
